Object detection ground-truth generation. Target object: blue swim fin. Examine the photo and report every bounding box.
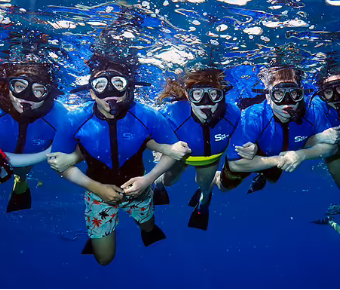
[310,216,334,225]
[247,173,267,194]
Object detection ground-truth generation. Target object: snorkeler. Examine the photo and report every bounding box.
[153,68,257,231]
[311,204,340,235]
[49,54,182,266]
[213,66,337,193]
[0,60,67,212]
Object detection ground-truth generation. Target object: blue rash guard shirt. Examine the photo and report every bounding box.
[0,100,68,154]
[52,101,178,186]
[162,101,240,164]
[227,100,331,161]
[311,96,340,127]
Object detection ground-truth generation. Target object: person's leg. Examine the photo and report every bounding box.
[154,160,188,187]
[195,161,220,205]
[325,151,340,189]
[84,191,119,266]
[215,161,251,192]
[153,161,188,205]
[126,187,166,246]
[91,231,116,266]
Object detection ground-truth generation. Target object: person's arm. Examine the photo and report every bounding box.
[305,126,340,147]
[5,145,52,167]
[47,145,84,172]
[146,139,191,160]
[59,166,124,203]
[121,154,176,196]
[228,155,282,173]
[278,143,338,172]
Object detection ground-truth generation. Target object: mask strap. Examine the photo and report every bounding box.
[252,89,269,94]
[70,84,91,94]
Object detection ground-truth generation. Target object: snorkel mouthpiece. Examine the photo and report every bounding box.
[201,108,212,120]
[21,102,33,112]
[107,99,118,115]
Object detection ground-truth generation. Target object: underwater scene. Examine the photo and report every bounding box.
[1,0,340,288]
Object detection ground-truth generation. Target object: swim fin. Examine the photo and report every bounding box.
[141,225,166,247]
[310,216,334,225]
[82,239,94,255]
[247,173,267,194]
[325,204,340,215]
[6,188,31,213]
[188,191,212,231]
[153,185,170,205]
[188,189,202,207]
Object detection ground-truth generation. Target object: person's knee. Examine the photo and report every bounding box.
[95,253,116,266]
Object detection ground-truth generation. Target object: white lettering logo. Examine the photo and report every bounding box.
[215,134,229,142]
[294,136,308,142]
[123,133,134,140]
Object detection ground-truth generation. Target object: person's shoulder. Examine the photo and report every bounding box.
[242,101,266,118]
[51,100,69,115]
[162,100,191,120]
[63,102,94,127]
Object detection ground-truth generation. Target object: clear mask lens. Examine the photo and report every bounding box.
[91,77,108,93]
[10,79,29,93]
[111,76,128,92]
[32,83,48,99]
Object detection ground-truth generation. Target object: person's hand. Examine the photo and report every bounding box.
[121,176,151,197]
[235,142,258,160]
[318,126,340,144]
[91,183,124,204]
[47,152,77,172]
[211,171,228,192]
[277,150,306,172]
[164,141,192,160]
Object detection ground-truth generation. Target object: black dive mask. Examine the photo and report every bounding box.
[189,84,232,126]
[318,79,340,103]
[1,76,52,103]
[70,71,151,117]
[269,82,304,105]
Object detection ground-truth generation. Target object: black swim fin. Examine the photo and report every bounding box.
[141,225,166,247]
[188,189,202,207]
[188,207,209,231]
[310,216,334,225]
[188,191,212,231]
[247,173,267,194]
[82,239,94,255]
[6,188,31,213]
[153,185,170,205]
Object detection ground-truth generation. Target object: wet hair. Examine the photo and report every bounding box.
[158,68,226,102]
[317,64,340,88]
[0,63,53,117]
[87,53,136,78]
[259,66,303,88]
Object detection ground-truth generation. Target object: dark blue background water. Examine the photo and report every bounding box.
[1,150,339,288]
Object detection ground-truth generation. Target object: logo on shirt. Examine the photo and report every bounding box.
[294,136,308,142]
[123,133,134,140]
[215,134,229,142]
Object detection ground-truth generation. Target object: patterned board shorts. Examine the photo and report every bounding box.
[84,186,154,239]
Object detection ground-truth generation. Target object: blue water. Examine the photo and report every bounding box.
[1,0,340,288]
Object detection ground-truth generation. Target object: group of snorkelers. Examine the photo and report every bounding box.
[1,49,340,266]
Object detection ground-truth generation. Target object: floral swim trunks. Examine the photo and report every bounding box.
[84,186,154,239]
